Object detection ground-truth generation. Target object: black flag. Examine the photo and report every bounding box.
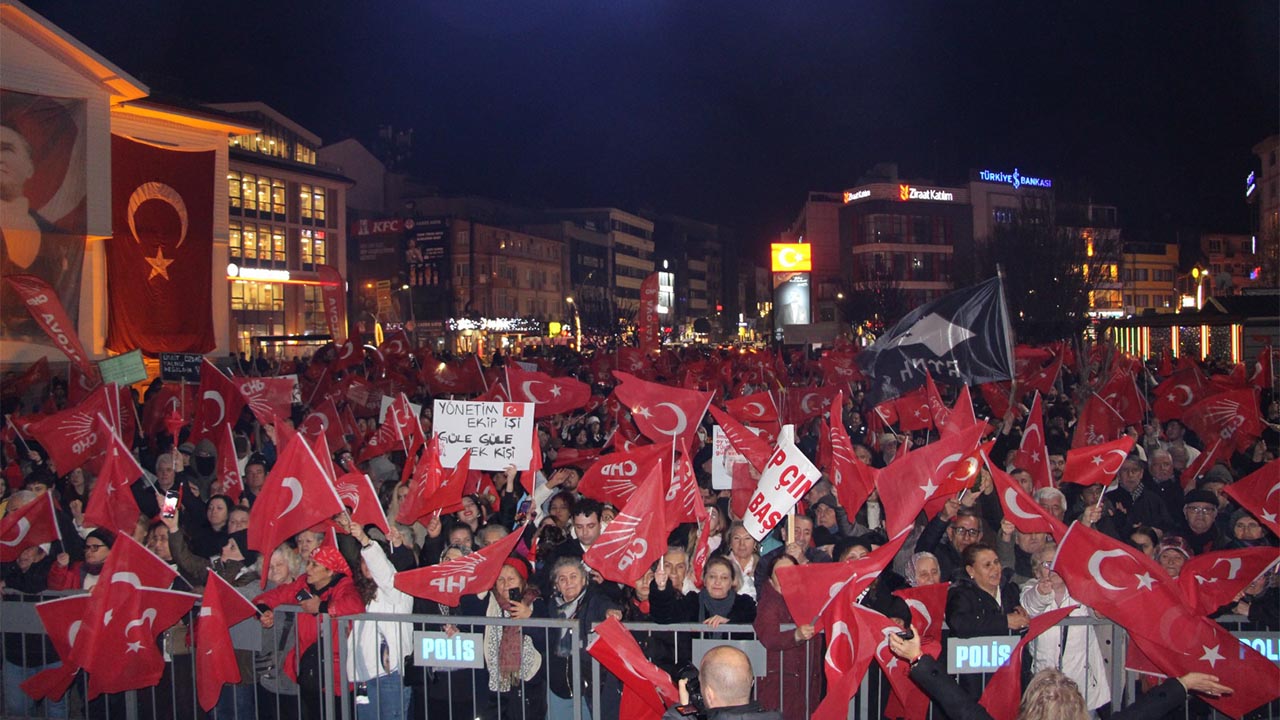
[857,277,1014,405]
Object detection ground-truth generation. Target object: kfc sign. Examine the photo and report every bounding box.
[352,217,416,236]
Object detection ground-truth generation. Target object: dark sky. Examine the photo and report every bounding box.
[28,1,1280,250]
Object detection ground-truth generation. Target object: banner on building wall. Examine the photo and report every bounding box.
[638,272,660,354]
[0,90,87,351]
[316,264,347,344]
[104,134,215,354]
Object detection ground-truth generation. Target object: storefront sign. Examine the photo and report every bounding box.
[899,184,956,202]
[412,631,483,668]
[843,189,872,203]
[977,168,1053,189]
[946,635,1019,673]
[433,400,535,471]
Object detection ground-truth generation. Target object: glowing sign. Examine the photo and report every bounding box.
[843,189,871,203]
[1247,171,1257,198]
[977,168,1053,189]
[898,185,956,202]
[770,243,812,272]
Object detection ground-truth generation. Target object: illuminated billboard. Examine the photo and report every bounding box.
[770,243,812,272]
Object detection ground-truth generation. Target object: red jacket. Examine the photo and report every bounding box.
[254,574,365,690]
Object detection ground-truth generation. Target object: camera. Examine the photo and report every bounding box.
[674,665,706,717]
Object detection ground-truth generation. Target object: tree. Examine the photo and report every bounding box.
[840,269,908,335]
[974,214,1121,343]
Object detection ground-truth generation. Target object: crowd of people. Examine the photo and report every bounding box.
[0,338,1277,720]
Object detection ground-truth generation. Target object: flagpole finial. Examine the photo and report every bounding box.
[996,263,1006,281]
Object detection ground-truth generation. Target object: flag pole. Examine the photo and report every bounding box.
[6,416,32,456]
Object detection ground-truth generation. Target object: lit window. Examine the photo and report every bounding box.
[270,179,285,215]
[300,229,327,266]
[242,225,258,260]
[229,222,242,259]
[241,174,257,211]
[228,172,242,210]
[271,226,286,263]
[300,185,326,223]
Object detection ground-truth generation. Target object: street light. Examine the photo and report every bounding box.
[565,296,581,349]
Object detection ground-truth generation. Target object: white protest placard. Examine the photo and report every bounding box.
[712,425,762,490]
[742,430,821,541]
[433,399,534,471]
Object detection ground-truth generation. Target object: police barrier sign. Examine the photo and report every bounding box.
[413,631,484,668]
[433,400,535,472]
[742,429,821,541]
[946,635,1019,674]
[1233,632,1280,665]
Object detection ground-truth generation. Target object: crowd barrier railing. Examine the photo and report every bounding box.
[2,592,1275,720]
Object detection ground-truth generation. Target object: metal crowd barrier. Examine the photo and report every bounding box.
[2,593,1276,720]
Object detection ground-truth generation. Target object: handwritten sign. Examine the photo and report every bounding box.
[712,425,759,490]
[98,350,147,386]
[159,353,204,382]
[742,430,821,541]
[432,400,534,471]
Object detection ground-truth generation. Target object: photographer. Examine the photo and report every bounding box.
[663,645,781,720]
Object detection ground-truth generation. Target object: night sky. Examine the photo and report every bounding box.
[26,1,1280,255]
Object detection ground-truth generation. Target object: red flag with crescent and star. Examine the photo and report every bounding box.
[1061,435,1136,487]
[505,364,590,417]
[190,360,246,444]
[105,134,215,354]
[0,490,60,562]
[246,435,344,582]
[1222,459,1280,537]
[611,371,712,448]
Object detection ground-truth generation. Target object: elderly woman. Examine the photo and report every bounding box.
[1226,509,1275,548]
[651,555,757,629]
[753,554,820,719]
[905,551,943,587]
[947,543,1029,699]
[1020,544,1111,712]
[723,522,760,600]
[543,557,620,720]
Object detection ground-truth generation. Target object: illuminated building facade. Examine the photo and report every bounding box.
[786,192,844,322]
[1120,241,1179,314]
[1197,233,1262,297]
[1060,203,1123,317]
[547,208,655,315]
[208,103,351,354]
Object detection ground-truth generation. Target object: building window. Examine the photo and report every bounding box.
[228,173,242,210]
[302,286,325,332]
[300,228,327,266]
[229,222,286,264]
[230,280,284,311]
[300,185,327,223]
[229,172,284,215]
[295,145,316,164]
[993,208,1016,225]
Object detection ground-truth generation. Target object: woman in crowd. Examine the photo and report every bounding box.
[255,546,368,719]
[1020,544,1111,712]
[455,494,487,534]
[651,555,757,629]
[543,556,620,720]
[905,551,943,587]
[947,543,1029,698]
[1226,509,1275,548]
[1128,526,1160,559]
[256,545,305,717]
[470,556,546,720]
[340,515,415,720]
[191,493,234,558]
[753,554,820,720]
[722,522,760,600]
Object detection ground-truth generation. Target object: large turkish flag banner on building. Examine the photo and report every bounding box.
[105,134,215,354]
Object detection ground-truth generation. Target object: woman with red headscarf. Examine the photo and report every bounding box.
[255,544,367,718]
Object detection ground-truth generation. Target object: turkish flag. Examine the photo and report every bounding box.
[519,429,542,496]
[708,405,771,472]
[1099,369,1147,426]
[246,436,345,572]
[829,393,875,519]
[23,595,88,702]
[978,605,1079,720]
[237,376,296,426]
[783,384,840,423]
[190,360,246,444]
[81,417,146,532]
[990,464,1066,539]
[1012,392,1053,490]
[1176,546,1280,616]
[1251,346,1274,390]
[578,438,670,504]
[893,582,949,650]
[331,338,365,373]
[1072,393,1126,448]
[612,371,712,448]
[725,391,779,423]
[891,385,933,432]
[196,571,259,711]
[394,522,524,606]
[0,490,61,561]
[1183,387,1263,454]
[104,135,215,353]
[924,374,952,431]
[333,471,390,535]
[1152,366,1208,422]
[141,381,196,439]
[357,393,422,462]
[980,381,1015,420]
[505,365,589,417]
[586,617,679,720]
[421,355,487,395]
[1222,459,1280,537]
[4,274,95,374]
[86,586,198,698]
[1017,350,1063,397]
[584,464,668,586]
[813,591,886,720]
[776,527,911,630]
[876,423,987,535]
[1062,435,1136,487]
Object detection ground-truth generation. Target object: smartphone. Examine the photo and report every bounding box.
[897,628,915,641]
[161,490,180,519]
[507,588,522,603]
[295,588,314,603]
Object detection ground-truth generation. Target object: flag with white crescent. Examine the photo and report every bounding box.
[989,463,1066,540]
[1011,392,1053,490]
[190,359,246,444]
[505,364,590,417]
[611,371,712,448]
[1221,458,1280,537]
[0,490,60,562]
[1061,435,1135,487]
[246,435,345,579]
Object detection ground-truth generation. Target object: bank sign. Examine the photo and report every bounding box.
[977,168,1053,189]
[899,184,956,202]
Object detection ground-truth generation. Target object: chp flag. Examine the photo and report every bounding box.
[742,425,822,541]
[857,277,1014,405]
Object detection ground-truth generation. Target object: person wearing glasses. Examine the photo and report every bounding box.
[915,501,986,582]
[1178,490,1228,555]
[1020,544,1112,713]
[47,527,112,591]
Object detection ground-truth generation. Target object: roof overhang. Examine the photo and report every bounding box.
[114,99,260,136]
